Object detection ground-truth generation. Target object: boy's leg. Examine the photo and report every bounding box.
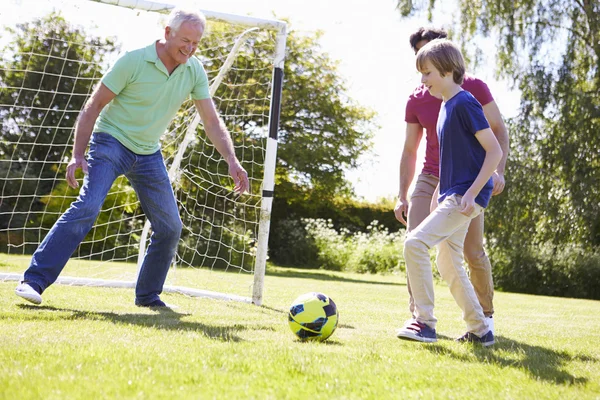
[436,206,488,337]
[127,151,182,306]
[406,173,439,316]
[22,133,123,293]
[403,194,473,329]
[463,212,494,317]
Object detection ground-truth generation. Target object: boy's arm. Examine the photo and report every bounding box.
[394,122,423,225]
[460,127,502,215]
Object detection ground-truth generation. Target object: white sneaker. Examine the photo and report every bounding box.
[486,316,494,335]
[15,282,42,305]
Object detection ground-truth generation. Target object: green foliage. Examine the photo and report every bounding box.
[193,23,378,199]
[267,218,319,267]
[304,218,404,273]
[268,190,401,266]
[276,30,377,197]
[0,13,118,237]
[491,244,600,300]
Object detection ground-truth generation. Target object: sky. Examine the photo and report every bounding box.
[1,0,520,202]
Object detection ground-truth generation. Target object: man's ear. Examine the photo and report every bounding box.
[165,26,172,39]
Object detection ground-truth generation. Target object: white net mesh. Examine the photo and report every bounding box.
[0,0,283,301]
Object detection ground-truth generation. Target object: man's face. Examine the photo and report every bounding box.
[419,58,448,98]
[165,21,203,65]
[414,39,429,54]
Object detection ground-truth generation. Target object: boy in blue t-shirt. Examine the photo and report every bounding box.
[396,39,503,346]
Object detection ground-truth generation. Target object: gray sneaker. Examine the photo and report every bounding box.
[15,282,42,305]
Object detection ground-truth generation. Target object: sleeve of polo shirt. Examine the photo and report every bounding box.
[404,96,419,124]
[466,78,494,107]
[191,63,210,100]
[101,52,137,96]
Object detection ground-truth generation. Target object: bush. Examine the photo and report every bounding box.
[267,191,401,266]
[304,218,405,273]
[491,244,600,300]
[267,218,319,267]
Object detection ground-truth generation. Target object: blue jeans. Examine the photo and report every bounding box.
[24,132,182,305]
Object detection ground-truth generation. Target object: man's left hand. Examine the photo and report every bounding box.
[492,171,505,196]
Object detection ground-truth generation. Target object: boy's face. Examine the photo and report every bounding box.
[419,59,453,98]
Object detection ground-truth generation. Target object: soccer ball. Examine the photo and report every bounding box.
[288,292,339,341]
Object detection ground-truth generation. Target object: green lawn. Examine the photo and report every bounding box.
[1,254,599,399]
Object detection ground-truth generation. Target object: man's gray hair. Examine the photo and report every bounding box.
[166,8,206,34]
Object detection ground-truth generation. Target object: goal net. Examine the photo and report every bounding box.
[0,0,286,305]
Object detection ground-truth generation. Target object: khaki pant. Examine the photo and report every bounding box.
[404,194,488,336]
[406,173,494,317]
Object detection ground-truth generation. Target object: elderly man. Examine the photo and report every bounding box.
[16,9,249,308]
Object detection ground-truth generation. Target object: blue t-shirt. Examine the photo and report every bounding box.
[437,90,492,208]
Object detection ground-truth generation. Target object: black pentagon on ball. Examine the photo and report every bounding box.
[303,317,327,332]
[297,327,320,339]
[290,304,304,316]
[323,298,337,317]
[316,293,327,302]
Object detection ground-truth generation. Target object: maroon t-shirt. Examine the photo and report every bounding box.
[404,75,494,177]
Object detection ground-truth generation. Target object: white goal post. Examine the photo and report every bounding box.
[0,0,287,305]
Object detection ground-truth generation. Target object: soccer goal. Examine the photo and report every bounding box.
[0,0,286,305]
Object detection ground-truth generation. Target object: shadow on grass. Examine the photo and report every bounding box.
[266,268,404,287]
[16,304,258,342]
[422,335,595,385]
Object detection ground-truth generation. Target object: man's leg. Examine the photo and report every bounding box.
[127,151,182,306]
[406,173,438,316]
[21,133,123,294]
[464,212,494,317]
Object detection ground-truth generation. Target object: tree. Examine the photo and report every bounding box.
[396,0,600,250]
[0,12,118,234]
[186,23,378,265]
[195,25,377,199]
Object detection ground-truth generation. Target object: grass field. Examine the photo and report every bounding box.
[1,254,600,399]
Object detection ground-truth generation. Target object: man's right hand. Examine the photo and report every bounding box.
[394,197,409,226]
[66,156,89,189]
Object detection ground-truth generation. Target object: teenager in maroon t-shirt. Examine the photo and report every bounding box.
[394,28,509,332]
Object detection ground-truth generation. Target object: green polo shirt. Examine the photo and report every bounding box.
[95,42,210,155]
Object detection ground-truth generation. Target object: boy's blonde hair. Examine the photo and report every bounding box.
[416,39,465,85]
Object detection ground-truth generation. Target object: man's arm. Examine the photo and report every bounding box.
[394,122,423,225]
[66,83,116,189]
[194,98,249,194]
[482,100,509,195]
